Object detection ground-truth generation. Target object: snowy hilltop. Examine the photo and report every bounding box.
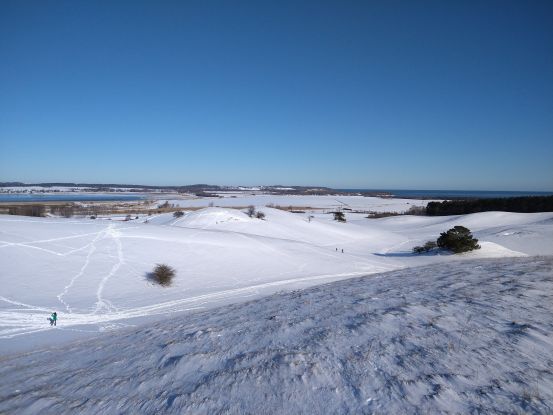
[1,257,552,414]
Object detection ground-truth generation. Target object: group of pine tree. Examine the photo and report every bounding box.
[413,226,480,254]
[426,195,553,215]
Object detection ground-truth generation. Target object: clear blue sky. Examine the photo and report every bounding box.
[1,0,552,190]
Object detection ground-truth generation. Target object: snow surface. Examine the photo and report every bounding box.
[1,207,552,353]
[1,257,552,414]
[162,194,434,213]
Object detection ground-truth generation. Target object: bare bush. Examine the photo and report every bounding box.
[333,211,346,222]
[247,205,256,217]
[256,211,265,220]
[8,205,45,217]
[50,205,74,218]
[148,264,176,287]
[157,201,170,209]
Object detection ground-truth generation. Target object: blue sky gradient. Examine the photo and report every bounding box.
[1,0,552,190]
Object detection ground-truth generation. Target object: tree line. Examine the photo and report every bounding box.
[425,196,553,216]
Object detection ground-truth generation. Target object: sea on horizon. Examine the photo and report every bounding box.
[339,189,553,199]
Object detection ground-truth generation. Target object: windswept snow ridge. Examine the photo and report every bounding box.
[0,257,552,414]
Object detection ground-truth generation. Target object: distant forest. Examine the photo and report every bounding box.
[425,196,553,216]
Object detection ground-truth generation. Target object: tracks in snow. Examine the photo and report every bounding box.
[0,217,394,343]
[0,268,387,340]
[57,228,107,313]
[52,223,124,315]
[0,222,130,339]
[94,225,123,314]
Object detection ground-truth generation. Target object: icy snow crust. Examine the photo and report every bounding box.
[1,257,552,414]
[1,208,552,353]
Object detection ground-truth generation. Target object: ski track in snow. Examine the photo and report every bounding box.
[94,224,123,314]
[0,222,131,337]
[57,228,107,313]
[0,268,387,340]
[0,223,144,317]
[0,230,110,256]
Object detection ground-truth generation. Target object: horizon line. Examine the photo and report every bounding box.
[1,181,552,193]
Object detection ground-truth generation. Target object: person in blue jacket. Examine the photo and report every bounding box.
[48,312,57,326]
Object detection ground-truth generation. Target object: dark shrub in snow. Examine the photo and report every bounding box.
[413,240,437,254]
[149,264,176,287]
[437,226,480,253]
[173,211,184,218]
[333,211,346,222]
[256,211,266,220]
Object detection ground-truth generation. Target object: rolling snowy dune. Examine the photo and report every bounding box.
[1,257,551,414]
[1,208,552,353]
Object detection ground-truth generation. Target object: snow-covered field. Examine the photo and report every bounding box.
[1,256,552,414]
[163,194,434,213]
[1,203,552,354]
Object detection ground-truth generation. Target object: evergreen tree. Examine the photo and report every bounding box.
[437,226,480,253]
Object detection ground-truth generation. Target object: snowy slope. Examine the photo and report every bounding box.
[1,257,551,414]
[0,212,392,353]
[171,207,402,248]
[349,211,553,256]
[1,208,552,353]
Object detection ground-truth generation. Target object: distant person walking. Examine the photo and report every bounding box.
[48,312,57,327]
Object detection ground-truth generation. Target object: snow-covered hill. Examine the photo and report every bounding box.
[1,208,552,353]
[1,257,551,414]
